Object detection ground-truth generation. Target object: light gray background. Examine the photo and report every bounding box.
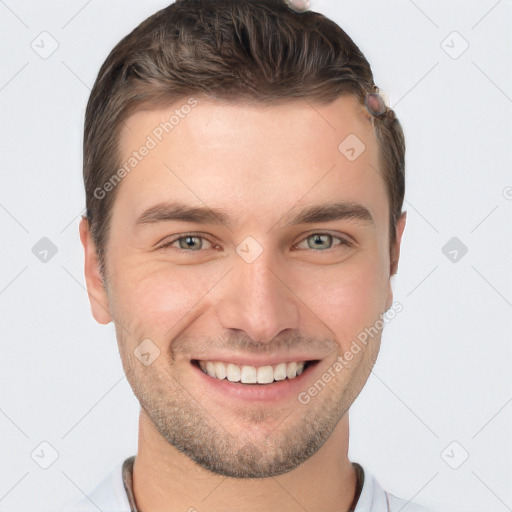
[1,1,511,511]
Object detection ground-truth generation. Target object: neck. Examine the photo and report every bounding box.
[132,409,358,512]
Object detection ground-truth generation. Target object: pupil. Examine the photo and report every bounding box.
[183,236,200,249]
[310,234,331,250]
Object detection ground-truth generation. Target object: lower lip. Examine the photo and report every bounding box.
[191,360,319,403]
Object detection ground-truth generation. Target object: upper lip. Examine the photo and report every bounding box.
[191,354,322,367]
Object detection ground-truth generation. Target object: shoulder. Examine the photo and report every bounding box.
[354,463,438,512]
[57,457,133,512]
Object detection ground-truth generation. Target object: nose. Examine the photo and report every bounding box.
[215,248,300,344]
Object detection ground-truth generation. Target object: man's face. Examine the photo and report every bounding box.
[81,95,405,478]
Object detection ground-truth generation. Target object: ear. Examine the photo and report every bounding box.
[79,216,112,325]
[385,211,407,311]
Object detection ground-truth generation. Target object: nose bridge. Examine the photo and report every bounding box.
[215,247,300,343]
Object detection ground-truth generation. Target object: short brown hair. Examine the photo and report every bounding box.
[83,0,405,280]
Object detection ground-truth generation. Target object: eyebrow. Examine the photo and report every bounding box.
[280,202,374,228]
[134,200,374,229]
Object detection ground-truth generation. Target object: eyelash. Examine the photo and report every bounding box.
[157,232,353,252]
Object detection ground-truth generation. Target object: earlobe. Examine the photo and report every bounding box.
[79,216,112,325]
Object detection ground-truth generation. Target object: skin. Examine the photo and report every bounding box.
[79,94,406,512]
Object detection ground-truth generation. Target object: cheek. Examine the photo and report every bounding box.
[295,257,388,351]
[108,259,222,337]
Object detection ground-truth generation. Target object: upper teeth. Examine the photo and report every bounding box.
[198,360,305,384]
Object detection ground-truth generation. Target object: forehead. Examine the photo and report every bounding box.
[114,95,386,232]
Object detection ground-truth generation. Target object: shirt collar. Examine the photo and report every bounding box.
[122,456,138,511]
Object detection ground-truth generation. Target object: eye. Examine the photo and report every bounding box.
[157,233,215,251]
[294,232,352,251]
[156,232,352,253]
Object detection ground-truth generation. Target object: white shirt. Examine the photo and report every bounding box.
[60,456,436,512]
